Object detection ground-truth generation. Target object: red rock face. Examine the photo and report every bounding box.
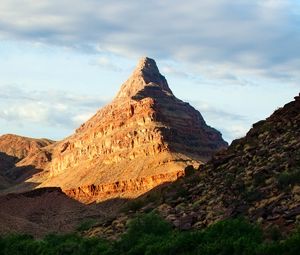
[0,57,227,202]
[64,171,185,204]
[0,134,53,162]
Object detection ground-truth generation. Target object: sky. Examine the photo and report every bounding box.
[0,0,299,143]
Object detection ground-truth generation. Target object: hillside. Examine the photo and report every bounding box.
[0,187,105,237]
[90,93,300,238]
[0,134,54,191]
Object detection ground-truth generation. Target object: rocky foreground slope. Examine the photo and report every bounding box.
[0,187,105,237]
[89,93,300,239]
[0,57,226,203]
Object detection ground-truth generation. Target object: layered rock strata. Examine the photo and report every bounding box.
[0,57,227,202]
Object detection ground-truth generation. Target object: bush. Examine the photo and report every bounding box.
[116,212,172,253]
[1,215,300,255]
[76,219,97,232]
[122,199,146,213]
[184,165,196,177]
[277,169,300,189]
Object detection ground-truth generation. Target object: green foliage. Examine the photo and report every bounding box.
[187,173,201,186]
[1,234,41,255]
[281,228,300,255]
[243,188,263,202]
[265,225,282,241]
[0,233,112,255]
[184,165,196,177]
[76,219,97,232]
[253,173,266,186]
[122,199,146,212]
[116,212,172,254]
[224,172,235,187]
[277,168,300,189]
[121,190,162,214]
[176,185,189,198]
[1,214,300,255]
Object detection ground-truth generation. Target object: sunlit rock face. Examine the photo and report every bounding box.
[0,57,227,202]
[0,134,54,188]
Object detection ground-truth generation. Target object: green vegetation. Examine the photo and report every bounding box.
[277,168,300,189]
[76,219,97,232]
[184,165,196,177]
[121,190,162,213]
[122,199,146,212]
[1,213,300,255]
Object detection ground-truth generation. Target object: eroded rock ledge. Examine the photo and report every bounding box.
[64,170,184,204]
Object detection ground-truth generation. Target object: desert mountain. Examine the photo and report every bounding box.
[0,57,227,202]
[106,92,300,235]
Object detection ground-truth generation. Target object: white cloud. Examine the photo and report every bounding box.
[0,103,47,123]
[90,56,124,72]
[223,125,249,140]
[191,101,250,142]
[194,101,246,121]
[0,0,299,141]
[0,84,106,129]
[0,0,298,86]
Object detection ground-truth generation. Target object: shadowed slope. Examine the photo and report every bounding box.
[0,187,105,237]
[91,93,300,237]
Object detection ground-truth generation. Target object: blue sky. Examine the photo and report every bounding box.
[0,0,299,143]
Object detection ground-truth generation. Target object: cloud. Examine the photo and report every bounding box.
[161,65,189,79]
[221,125,250,141]
[194,101,247,122]
[0,0,299,85]
[0,0,299,141]
[188,100,251,142]
[0,84,251,142]
[0,84,106,129]
[89,56,126,72]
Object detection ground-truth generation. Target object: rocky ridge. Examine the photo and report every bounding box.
[87,93,300,239]
[156,93,300,232]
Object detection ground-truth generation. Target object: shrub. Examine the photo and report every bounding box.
[76,219,97,232]
[1,215,300,255]
[277,169,300,189]
[184,165,196,177]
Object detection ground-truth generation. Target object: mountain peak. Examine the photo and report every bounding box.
[135,57,159,73]
[115,57,173,100]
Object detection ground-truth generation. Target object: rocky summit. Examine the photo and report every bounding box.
[0,57,227,203]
